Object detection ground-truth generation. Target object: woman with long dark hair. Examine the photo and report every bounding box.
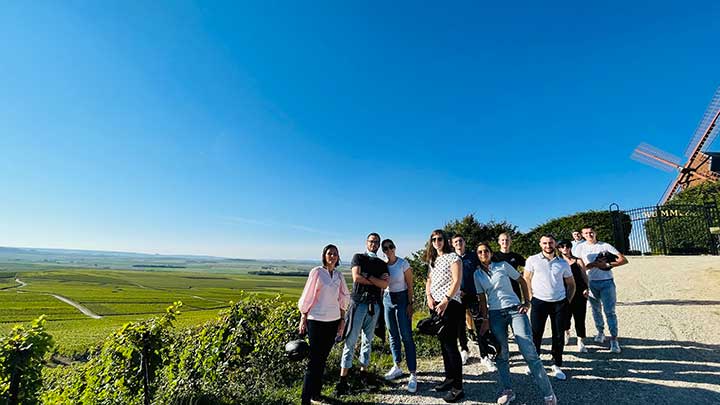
[424,229,464,403]
[473,242,557,405]
[557,239,589,353]
[298,244,350,405]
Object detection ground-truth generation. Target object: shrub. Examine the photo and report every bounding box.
[0,316,54,405]
[512,210,631,256]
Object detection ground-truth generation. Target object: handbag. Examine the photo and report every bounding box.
[416,310,446,336]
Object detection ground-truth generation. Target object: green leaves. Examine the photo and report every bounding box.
[0,315,53,405]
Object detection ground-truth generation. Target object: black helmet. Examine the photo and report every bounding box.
[285,339,310,361]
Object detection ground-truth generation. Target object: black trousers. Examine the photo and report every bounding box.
[438,299,464,390]
[301,319,340,405]
[564,295,587,338]
[457,293,477,352]
[530,297,568,367]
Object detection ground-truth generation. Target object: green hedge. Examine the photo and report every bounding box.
[512,210,631,257]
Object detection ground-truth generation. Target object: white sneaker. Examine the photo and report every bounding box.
[610,339,622,353]
[593,332,605,343]
[406,373,417,393]
[497,389,516,404]
[551,365,566,380]
[384,364,403,380]
[577,339,588,353]
[461,350,469,365]
[544,394,558,405]
[480,356,497,372]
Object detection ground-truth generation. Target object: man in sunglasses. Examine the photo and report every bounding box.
[335,232,389,396]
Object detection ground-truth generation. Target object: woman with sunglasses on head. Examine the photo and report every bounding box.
[298,244,351,405]
[381,239,418,393]
[473,242,557,405]
[556,239,590,353]
[424,229,464,403]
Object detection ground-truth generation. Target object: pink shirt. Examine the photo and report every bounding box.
[298,266,350,321]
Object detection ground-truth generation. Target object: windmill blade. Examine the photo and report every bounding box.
[631,142,682,172]
[684,86,720,157]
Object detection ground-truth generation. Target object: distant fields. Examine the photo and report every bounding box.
[0,258,336,355]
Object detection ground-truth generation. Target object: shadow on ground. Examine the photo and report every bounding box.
[371,337,720,405]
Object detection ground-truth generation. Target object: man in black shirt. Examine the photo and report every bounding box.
[451,234,477,365]
[335,233,389,396]
[493,233,526,301]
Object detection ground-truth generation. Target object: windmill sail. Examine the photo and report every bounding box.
[631,142,682,172]
[684,86,720,157]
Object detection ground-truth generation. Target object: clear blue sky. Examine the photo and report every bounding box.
[1,1,719,259]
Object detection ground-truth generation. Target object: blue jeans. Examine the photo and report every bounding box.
[383,290,417,372]
[341,302,380,369]
[489,306,554,398]
[588,279,618,337]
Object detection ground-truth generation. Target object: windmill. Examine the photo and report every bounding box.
[632,86,720,204]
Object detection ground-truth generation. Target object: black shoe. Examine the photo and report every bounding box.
[434,379,453,392]
[443,388,464,403]
[333,381,349,396]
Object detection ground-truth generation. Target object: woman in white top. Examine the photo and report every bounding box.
[381,239,417,393]
[424,229,464,403]
[298,244,350,405]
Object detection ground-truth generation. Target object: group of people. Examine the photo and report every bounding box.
[296,226,627,404]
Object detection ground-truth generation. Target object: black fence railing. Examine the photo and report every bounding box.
[611,203,720,255]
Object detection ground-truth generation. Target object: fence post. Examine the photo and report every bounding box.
[609,203,627,254]
[655,206,668,255]
[703,203,719,255]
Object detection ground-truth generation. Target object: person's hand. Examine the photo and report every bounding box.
[298,315,308,335]
[427,295,435,311]
[406,302,414,318]
[583,289,590,298]
[336,319,345,339]
[436,298,449,316]
[381,273,390,280]
[479,318,490,336]
[518,302,530,314]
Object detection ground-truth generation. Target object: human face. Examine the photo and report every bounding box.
[539,236,556,254]
[431,234,445,252]
[452,237,465,254]
[325,247,339,267]
[582,228,597,243]
[498,234,511,251]
[572,231,582,241]
[557,244,571,257]
[382,242,396,256]
[366,235,381,253]
[476,245,492,263]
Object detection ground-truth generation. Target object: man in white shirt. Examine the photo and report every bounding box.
[574,226,628,354]
[524,234,575,380]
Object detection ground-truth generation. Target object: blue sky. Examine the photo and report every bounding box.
[1,1,719,259]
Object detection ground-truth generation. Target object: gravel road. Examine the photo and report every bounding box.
[375,256,720,405]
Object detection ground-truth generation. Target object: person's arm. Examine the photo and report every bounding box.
[298,268,320,334]
[435,259,462,316]
[403,264,414,318]
[351,265,373,285]
[517,277,531,314]
[425,267,434,311]
[337,273,351,336]
[564,276,576,303]
[476,292,490,335]
[609,252,628,268]
[523,265,534,301]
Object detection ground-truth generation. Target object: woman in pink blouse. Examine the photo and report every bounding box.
[298,244,350,405]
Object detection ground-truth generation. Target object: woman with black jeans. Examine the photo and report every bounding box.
[298,244,350,405]
[425,229,464,403]
[557,239,589,353]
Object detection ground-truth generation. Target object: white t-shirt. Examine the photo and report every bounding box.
[525,253,573,302]
[575,241,620,281]
[474,261,522,310]
[386,257,410,293]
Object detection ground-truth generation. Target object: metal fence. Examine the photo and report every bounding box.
[611,203,720,255]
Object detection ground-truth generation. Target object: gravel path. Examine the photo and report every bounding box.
[376,256,720,405]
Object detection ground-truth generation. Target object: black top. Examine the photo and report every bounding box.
[570,261,588,292]
[458,252,479,295]
[350,253,389,304]
[493,251,526,270]
[492,251,526,300]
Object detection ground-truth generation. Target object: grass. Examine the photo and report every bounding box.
[0,267,330,356]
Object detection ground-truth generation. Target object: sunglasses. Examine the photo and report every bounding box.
[382,244,395,251]
[431,237,444,242]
